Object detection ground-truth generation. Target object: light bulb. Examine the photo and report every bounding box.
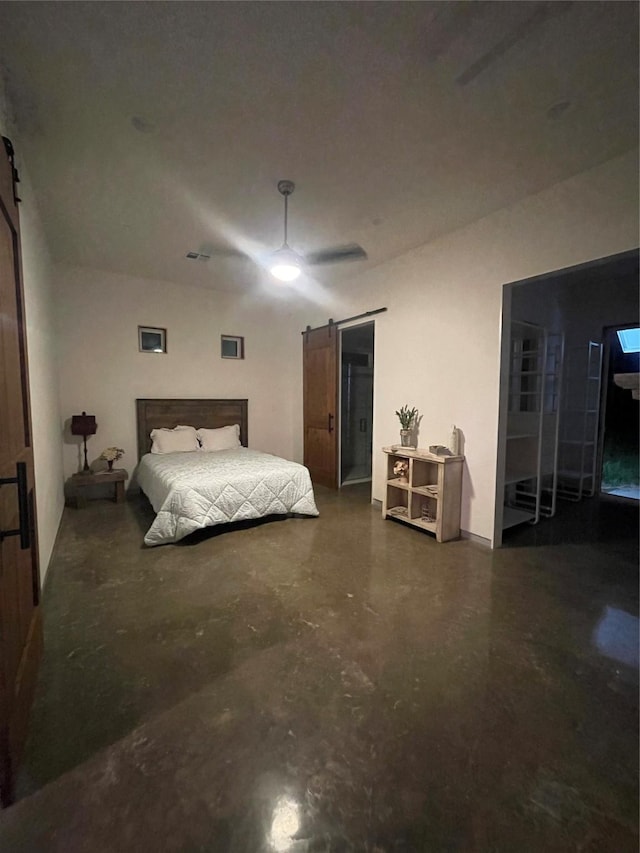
[269,247,302,282]
[271,263,301,282]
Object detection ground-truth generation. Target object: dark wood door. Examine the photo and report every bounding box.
[0,142,42,805]
[303,324,338,488]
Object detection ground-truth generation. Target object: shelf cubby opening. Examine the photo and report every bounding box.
[411,459,438,489]
[410,492,437,523]
[387,454,410,482]
[386,485,409,518]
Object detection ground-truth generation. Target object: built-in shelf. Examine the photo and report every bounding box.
[504,470,538,486]
[503,506,537,529]
[557,469,594,480]
[506,433,539,441]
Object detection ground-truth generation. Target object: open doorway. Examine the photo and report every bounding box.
[600,324,639,501]
[340,323,374,487]
[495,248,639,548]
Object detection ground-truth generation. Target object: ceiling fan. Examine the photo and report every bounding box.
[267,180,367,282]
[189,181,368,281]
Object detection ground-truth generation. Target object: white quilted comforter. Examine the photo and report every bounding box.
[137,448,319,546]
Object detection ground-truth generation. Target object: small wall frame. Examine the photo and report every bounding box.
[221,335,244,360]
[138,326,167,353]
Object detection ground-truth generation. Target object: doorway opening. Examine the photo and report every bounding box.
[340,323,374,488]
[600,324,639,501]
[495,248,639,548]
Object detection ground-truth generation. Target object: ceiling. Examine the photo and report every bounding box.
[0,1,637,293]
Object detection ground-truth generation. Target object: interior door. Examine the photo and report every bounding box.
[303,324,338,488]
[0,140,42,805]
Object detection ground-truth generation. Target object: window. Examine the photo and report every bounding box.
[138,326,166,353]
[617,327,640,354]
[221,335,244,359]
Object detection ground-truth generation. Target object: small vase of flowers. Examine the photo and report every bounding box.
[393,459,409,483]
[100,447,124,472]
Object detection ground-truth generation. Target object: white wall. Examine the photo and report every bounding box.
[0,77,64,582]
[560,273,639,349]
[299,149,639,544]
[55,265,306,479]
[511,259,639,346]
[47,148,640,549]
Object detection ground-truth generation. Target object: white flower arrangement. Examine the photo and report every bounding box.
[393,460,408,478]
[99,447,125,462]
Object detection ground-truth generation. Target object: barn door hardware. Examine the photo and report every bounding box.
[302,307,387,336]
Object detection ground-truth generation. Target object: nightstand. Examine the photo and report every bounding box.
[68,469,128,508]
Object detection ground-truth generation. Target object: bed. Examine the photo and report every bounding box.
[135,398,319,546]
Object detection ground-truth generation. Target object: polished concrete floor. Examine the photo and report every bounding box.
[0,486,638,851]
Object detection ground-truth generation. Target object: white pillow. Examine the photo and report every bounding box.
[197,424,241,452]
[150,425,199,454]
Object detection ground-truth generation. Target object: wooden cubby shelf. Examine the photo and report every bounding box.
[382,447,463,543]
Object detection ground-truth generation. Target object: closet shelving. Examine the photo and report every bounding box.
[539,332,564,518]
[502,322,563,530]
[557,341,603,501]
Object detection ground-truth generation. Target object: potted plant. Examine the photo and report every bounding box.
[395,405,418,447]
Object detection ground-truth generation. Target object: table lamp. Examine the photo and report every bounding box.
[71,412,97,472]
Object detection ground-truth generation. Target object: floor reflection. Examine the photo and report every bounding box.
[3,484,637,852]
[269,795,300,852]
[594,606,639,668]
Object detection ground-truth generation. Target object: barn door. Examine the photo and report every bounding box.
[303,324,338,488]
[0,140,42,805]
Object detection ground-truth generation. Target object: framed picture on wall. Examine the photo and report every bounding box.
[138,326,167,353]
[221,335,244,359]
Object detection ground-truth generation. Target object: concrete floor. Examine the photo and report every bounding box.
[0,486,638,851]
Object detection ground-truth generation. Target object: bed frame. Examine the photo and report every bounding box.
[135,398,248,459]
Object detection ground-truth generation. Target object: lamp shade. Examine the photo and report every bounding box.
[71,412,97,437]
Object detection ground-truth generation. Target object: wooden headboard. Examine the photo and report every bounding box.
[136,398,248,459]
